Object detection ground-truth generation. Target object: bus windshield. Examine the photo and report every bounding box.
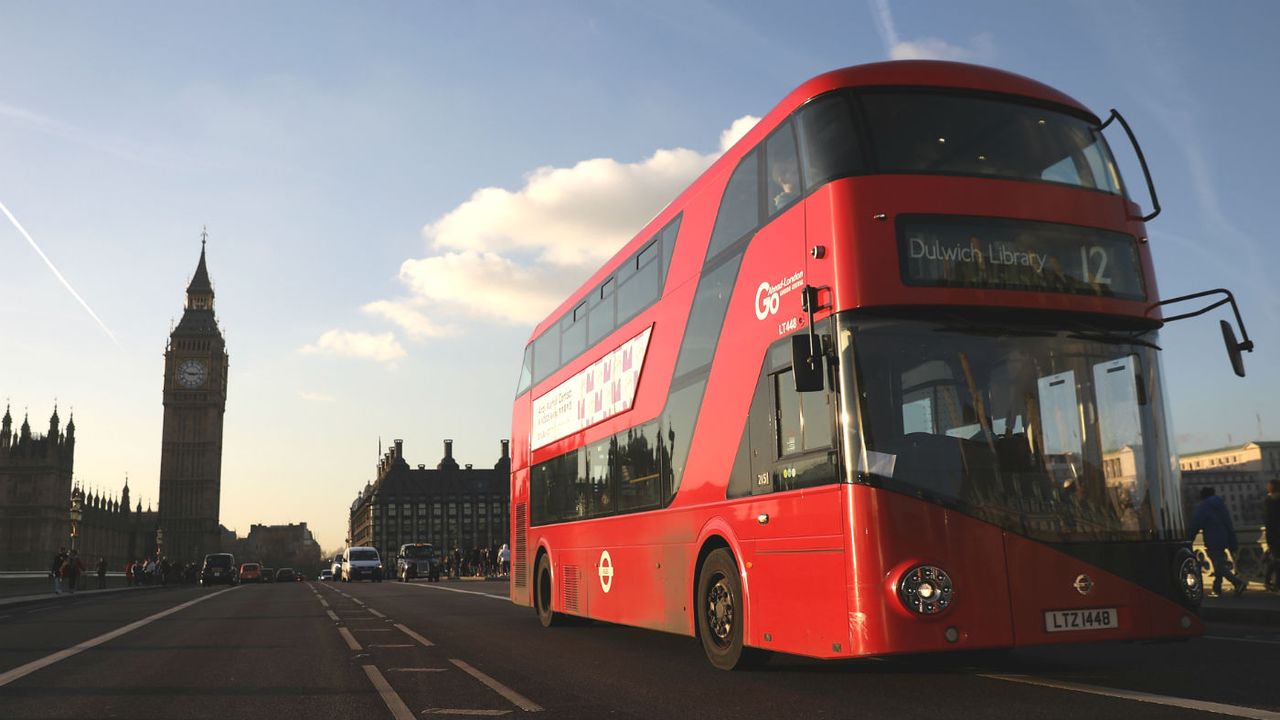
[838,315,1182,543]
[857,91,1123,193]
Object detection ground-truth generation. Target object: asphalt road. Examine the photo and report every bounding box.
[1,579,1277,719]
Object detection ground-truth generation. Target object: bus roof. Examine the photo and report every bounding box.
[527,61,1098,344]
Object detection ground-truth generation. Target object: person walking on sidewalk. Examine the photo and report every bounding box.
[1188,486,1246,597]
[1264,479,1280,592]
[50,547,67,594]
[97,557,108,589]
[61,550,85,594]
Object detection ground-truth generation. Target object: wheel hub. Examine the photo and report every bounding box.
[707,577,734,644]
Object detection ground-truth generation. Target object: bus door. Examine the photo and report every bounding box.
[739,343,848,657]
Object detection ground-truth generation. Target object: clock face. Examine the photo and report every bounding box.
[177,358,209,388]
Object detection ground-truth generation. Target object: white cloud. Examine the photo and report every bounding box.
[356,115,761,335]
[889,34,995,62]
[362,299,460,339]
[298,390,335,403]
[869,0,995,63]
[300,330,405,364]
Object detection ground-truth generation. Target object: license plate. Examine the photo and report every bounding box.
[1044,608,1118,632]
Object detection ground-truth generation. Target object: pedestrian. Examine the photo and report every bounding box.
[62,550,85,594]
[499,543,510,576]
[1264,479,1280,592]
[97,557,108,589]
[1188,486,1246,597]
[50,546,67,594]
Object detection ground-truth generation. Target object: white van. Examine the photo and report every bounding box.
[341,546,383,582]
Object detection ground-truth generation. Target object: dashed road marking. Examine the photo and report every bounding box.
[980,674,1280,719]
[319,598,329,608]
[449,659,543,712]
[351,597,366,606]
[362,665,416,720]
[326,610,340,621]
[394,623,434,647]
[0,586,240,688]
[395,583,508,602]
[1205,635,1280,646]
[368,608,387,618]
[338,627,363,651]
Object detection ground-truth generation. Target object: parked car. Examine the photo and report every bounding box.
[199,553,238,586]
[396,543,440,582]
[319,569,333,581]
[340,546,383,582]
[275,568,295,583]
[262,567,275,583]
[239,563,263,583]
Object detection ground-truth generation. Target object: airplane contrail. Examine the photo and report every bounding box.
[0,199,121,348]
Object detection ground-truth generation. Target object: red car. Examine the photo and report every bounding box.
[239,563,263,583]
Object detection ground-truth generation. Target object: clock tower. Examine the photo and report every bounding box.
[158,235,228,562]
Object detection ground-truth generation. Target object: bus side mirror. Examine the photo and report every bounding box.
[1221,320,1247,377]
[791,334,825,392]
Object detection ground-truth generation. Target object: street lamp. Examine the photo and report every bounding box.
[69,488,83,552]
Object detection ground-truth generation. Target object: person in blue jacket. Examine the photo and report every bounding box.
[1188,487,1246,597]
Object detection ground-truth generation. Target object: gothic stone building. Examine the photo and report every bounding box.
[157,241,229,563]
[348,439,510,558]
[0,407,75,569]
[0,405,157,570]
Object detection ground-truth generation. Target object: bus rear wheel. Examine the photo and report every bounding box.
[534,554,562,627]
[696,549,768,671]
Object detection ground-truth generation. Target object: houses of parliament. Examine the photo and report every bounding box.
[0,240,228,570]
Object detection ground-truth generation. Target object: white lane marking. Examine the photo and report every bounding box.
[394,623,434,647]
[368,644,415,648]
[338,627,363,651]
[367,608,386,618]
[326,610,340,622]
[351,597,366,606]
[981,674,1280,719]
[1205,635,1280,646]
[388,668,448,673]
[449,659,543,712]
[319,598,329,608]
[422,710,511,716]
[362,665,416,720]
[0,586,240,688]
[394,583,509,601]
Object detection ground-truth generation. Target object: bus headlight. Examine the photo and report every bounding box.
[1175,550,1203,606]
[898,565,954,615]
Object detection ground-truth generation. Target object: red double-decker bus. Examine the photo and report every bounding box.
[509,61,1252,669]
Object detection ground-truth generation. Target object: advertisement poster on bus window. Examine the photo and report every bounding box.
[531,326,652,450]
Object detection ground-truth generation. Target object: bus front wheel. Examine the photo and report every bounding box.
[534,554,562,627]
[696,549,768,671]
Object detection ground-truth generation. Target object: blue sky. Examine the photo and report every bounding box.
[2,1,1276,550]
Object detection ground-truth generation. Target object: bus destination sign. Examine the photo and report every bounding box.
[898,215,1145,301]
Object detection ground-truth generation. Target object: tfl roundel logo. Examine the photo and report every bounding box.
[598,550,614,593]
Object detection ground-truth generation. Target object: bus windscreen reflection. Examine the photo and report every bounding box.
[842,317,1182,543]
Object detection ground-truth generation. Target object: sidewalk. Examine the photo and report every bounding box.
[0,579,162,610]
[1200,580,1280,626]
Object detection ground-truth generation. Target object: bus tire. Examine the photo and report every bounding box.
[696,548,768,671]
[534,553,562,627]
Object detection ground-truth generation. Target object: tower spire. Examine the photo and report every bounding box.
[185,230,214,310]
